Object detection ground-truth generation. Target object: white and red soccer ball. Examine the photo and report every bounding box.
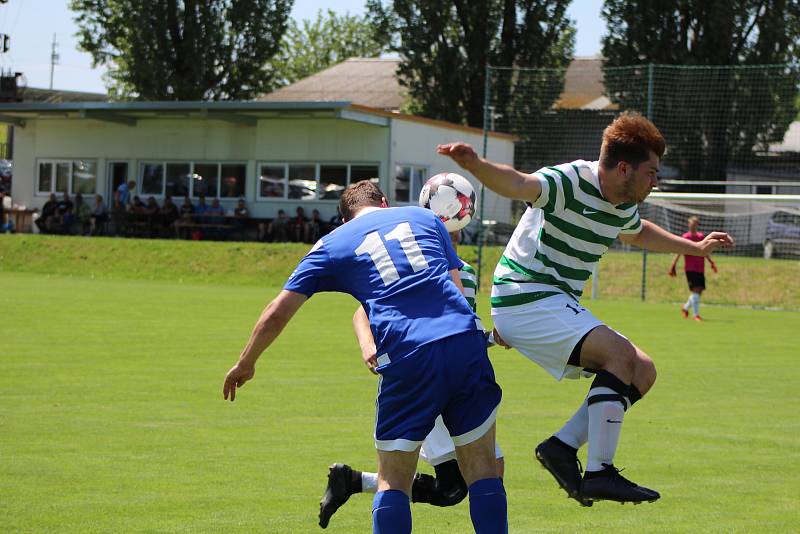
[418,172,476,232]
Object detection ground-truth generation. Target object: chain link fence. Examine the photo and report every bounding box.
[486,62,800,187]
[478,63,800,298]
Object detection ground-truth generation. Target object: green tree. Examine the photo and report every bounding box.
[367,0,574,128]
[272,9,389,87]
[602,0,800,181]
[70,0,293,100]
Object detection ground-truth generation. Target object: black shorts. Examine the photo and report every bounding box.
[685,271,705,290]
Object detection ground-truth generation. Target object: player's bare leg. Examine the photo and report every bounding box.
[454,424,508,533]
[372,448,419,533]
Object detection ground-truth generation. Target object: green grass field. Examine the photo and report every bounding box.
[1,235,799,532]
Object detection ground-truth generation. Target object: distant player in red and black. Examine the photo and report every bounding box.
[669,216,718,321]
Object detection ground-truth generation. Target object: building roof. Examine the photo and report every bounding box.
[556,57,611,110]
[259,56,609,111]
[769,121,800,153]
[22,86,109,103]
[0,100,514,140]
[260,58,404,110]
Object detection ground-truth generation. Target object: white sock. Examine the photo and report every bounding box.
[555,396,589,449]
[362,471,378,493]
[683,294,692,311]
[586,387,625,472]
[692,292,701,317]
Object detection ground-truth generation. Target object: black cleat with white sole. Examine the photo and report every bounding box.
[319,463,358,528]
[580,464,660,504]
[535,436,593,507]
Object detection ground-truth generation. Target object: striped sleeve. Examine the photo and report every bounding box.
[528,173,556,213]
[618,208,643,234]
[529,169,570,214]
[458,261,478,313]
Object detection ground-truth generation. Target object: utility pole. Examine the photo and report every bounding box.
[49,34,59,90]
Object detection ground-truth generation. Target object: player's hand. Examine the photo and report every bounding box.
[668,266,677,277]
[437,142,479,171]
[361,346,378,375]
[711,263,718,274]
[223,361,255,402]
[491,328,512,350]
[696,232,734,256]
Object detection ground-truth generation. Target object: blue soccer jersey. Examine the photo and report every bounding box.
[284,206,481,364]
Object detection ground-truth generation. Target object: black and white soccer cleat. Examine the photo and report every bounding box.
[580,464,660,504]
[319,463,356,528]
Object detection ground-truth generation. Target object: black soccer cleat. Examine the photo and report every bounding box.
[580,464,660,504]
[535,436,593,507]
[319,463,356,529]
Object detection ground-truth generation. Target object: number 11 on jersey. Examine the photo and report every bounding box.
[355,222,430,285]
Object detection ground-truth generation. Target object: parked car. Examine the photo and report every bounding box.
[763,210,800,259]
[460,218,516,246]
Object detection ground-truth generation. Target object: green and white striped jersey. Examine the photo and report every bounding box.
[491,160,642,312]
[458,259,478,313]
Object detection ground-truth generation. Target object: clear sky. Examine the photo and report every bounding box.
[0,0,604,94]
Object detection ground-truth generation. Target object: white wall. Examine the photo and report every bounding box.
[11,116,390,221]
[389,118,514,224]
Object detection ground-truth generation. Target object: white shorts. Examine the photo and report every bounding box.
[419,415,504,466]
[491,293,604,381]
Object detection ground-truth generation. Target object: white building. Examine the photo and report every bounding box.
[0,100,514,227]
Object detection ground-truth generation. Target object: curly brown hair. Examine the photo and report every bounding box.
[600,112,666,170]
[339,180,386,220]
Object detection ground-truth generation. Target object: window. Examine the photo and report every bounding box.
[394,164,428,203]
[140,163,164,196]
[289,164,316,200]
[259,164,286,198]
[192,163,217,198]
[756,185,773,195]
[37,159,97,196]
[220,164,246,198]
[56,163,70,193]
[319,165,347,199]
[351,165,380,185]
[138,161,246,198]
[37,162,53,194]
[257,162,380,201]
[71,160,97,195]
[166,163,191,198]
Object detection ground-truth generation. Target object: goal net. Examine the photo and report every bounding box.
[639,192,800,259]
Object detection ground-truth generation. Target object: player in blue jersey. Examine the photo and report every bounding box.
[317,229,506,530]
[223,181,507,534]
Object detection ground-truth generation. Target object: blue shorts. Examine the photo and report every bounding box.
[374,330,502,452]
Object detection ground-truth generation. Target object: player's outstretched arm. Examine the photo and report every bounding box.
[353,306,378,375]
[668,254,680,277]
[620,220,734,256]
[223,290,308,401]
[437,142,543,203]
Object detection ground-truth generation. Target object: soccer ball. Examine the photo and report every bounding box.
[419,172,476,232]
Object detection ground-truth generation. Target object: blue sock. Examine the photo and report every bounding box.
[372,489,411,534]
[468,478,508,534]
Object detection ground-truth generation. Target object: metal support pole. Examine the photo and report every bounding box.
[641,63,654,302]
[477,64,491,290]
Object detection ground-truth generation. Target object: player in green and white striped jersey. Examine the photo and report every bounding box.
[458,256,478,313]
[439,112,733,506]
